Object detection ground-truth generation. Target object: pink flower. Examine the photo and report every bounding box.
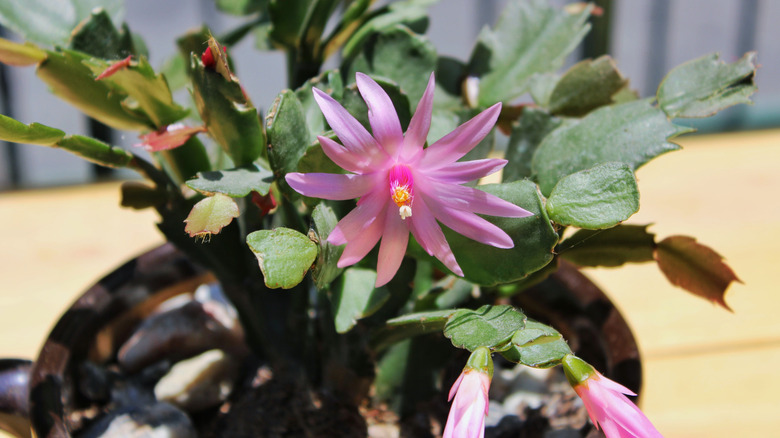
[285,73,532,286]
[136,123,207,152]
[443,347,492,438]
[564,355,663,438]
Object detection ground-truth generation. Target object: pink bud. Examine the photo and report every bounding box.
[95,55,132,80]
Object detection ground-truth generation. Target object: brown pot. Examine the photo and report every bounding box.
[0,247,641,437]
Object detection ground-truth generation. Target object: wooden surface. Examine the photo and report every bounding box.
[1,129,779,437]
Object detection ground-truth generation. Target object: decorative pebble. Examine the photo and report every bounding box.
[118,297,244,373]
[154,349,240,412]
[79,402,196,438]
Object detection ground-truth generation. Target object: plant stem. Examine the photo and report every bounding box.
[286,49,322,89]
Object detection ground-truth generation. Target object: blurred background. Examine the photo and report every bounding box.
[0,1,778,437]
[0,0,777,189]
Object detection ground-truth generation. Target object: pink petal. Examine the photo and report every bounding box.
[337,205,387,267]
[312,87,385,159]
[578,375,664,438]
[356,73,404,158]
[425,198,514,248]
[317,135,383,173]
[443,371,489,438]
[328,188,388,245]
[424,180,533,218]
[285,172,376,200]
[429,158,507,184]
[136,124,206,151]
[595,373,637,396]
[400,72,435,160]
[448,372,466,401]
[409,196,463,276]
[419,103,502,168]
[375,208,410,287]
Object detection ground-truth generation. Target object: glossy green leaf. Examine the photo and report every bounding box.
[86,56,189,128]
[0,114,64,145]
[55,134,133,168]
[500,320,571,368]
[69,9,133,60]
[297,138,344,175]
[331,267,390,333]
[442,180,558,286]
[426,109,459,146]
[155,136,212,184]
[503,108,565,182]
[246,227,318,289]
[415,277,474,311]
[341,0,429,60]
[528,73,559,108]
[658,52,757,118]
[295,70,344,140]
[558,225,656,267]
[372,308,457,352]
[266,89,310,198]
[468,0,592,106]
[0,114,136,168]
[546,162,639,229]
[216,0,267,15]
[184,193,240,237]
[548,56,628,117]
[160,54,187,92]
[654,235,740,310]
[532,98,693,196]
[0,0,123,47]
[311,202,345,290]
[186,164,272,197]
[268,0,311,47]
[346,24,437,107]
[444,305,526,352]
[301,0,341,60]
[0,37,46,66]
[36,49,152,131]
[190,54,265,166]
[321,0,371,59]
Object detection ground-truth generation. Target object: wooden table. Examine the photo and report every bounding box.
[1,129,778,437]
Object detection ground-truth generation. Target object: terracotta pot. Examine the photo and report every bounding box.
[0,247,641,437]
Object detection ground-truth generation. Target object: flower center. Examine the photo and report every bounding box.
[389,165,414,220]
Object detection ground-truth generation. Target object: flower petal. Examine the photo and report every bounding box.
[429,158,507,184]
[337,205,387,267]
[376,208,410,287]
[419,103,502,168]
[596,373,637,396]
[400,72,435,160]
[328,189,388,245]
[425,198,514,248]
[312,87,384,159]
[317,135,384,173]
[409,196,463,276]
[285,172,376,200]
[356,73,404,157]
[423,180,533,218]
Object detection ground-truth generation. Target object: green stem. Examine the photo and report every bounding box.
[369,309,456,353]
[285,49,322,89]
